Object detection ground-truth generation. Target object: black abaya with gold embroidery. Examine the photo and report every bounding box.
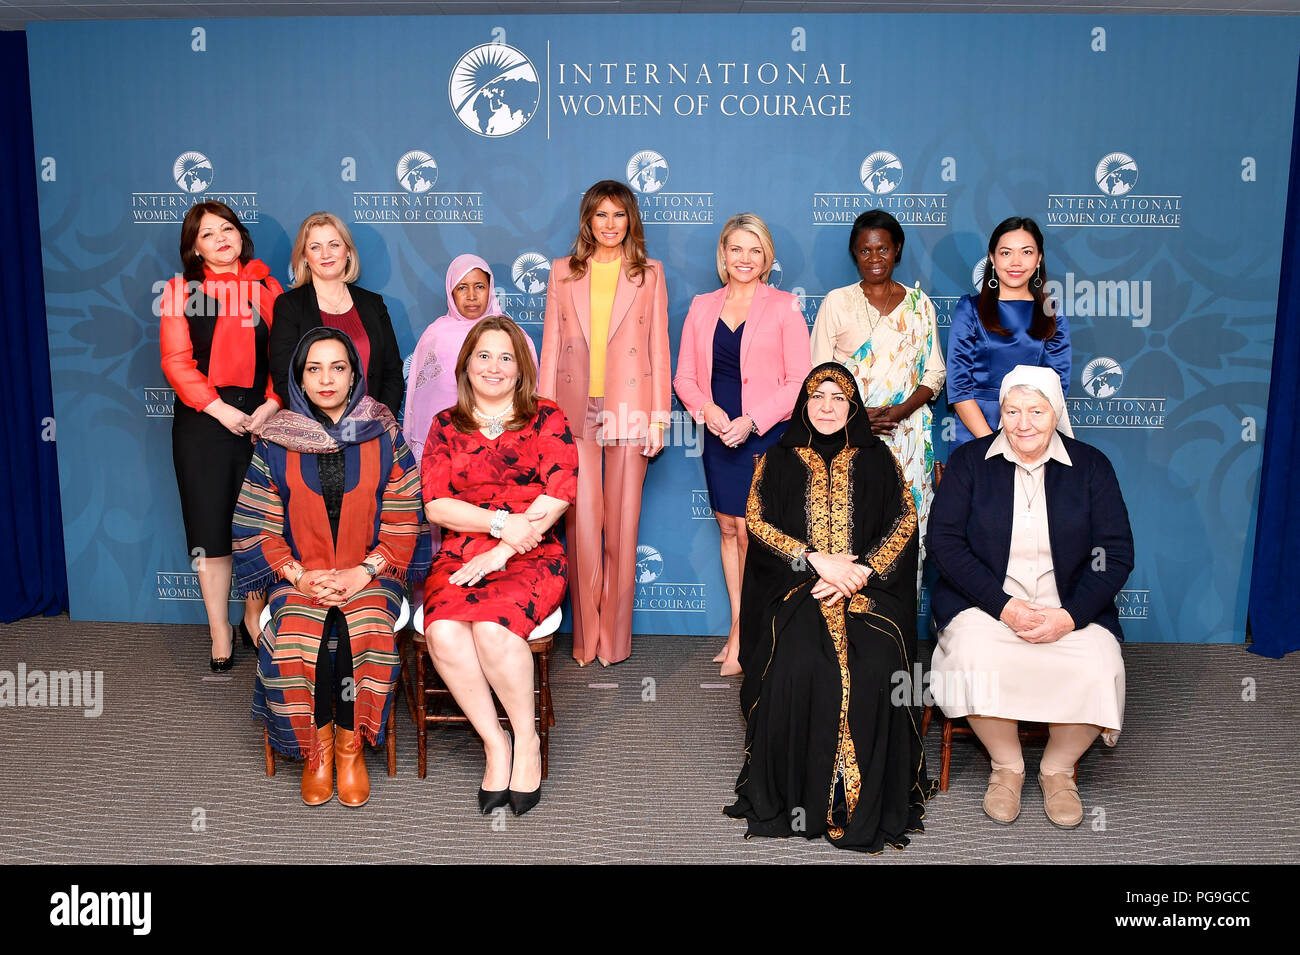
[725,363,935,853]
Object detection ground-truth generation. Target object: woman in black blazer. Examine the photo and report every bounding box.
[270,212,405,415]
[927,365,1133,830]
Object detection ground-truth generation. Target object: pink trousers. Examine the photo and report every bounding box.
[566,437,648,665]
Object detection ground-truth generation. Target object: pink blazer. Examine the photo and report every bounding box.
[539,256,671,441]
[673,281,811,435]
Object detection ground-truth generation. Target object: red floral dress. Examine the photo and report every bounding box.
[421,399,578,638]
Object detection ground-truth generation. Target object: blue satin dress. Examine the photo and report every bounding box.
[945,295,1071,449]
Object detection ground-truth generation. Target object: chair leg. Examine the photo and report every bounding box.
[386,690,397,777]
[939,719,953,792]
[538,646,556,727]
[535,649,550,780]
[921,704,932,737]
[415,643,429,780]
[264,727,275,777]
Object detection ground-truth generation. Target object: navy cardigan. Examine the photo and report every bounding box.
[927,433,1134,641]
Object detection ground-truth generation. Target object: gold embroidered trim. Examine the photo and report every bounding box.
[793,445,864,831]
[805,365,855,398]
[745,452,807,561]
[865,454,918,579]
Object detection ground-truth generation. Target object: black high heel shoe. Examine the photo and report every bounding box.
[508,736,542,816]
[479,732,512,814]
[508,785,541,817]
[209,625,235,673]
[238,620,256,649]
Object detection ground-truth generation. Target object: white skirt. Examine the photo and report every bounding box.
[930,607,1125,745]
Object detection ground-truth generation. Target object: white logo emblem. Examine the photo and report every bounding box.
[859,151,903,195]
[396,151,438,194]
[511,253,551,294]
[1082,357,1124,398]
[768,259,784,289]
[973,258,990,292]
[635,544,664,584]
[173,152,213,194]
[627,150,669,194]
[449,43,540,138]
[1095,153,1139,196]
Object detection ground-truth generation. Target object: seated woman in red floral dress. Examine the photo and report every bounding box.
[421,315,578,818]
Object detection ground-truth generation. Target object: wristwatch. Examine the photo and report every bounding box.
[362,561,379,579]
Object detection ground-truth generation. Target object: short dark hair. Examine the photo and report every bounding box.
[179,201,253,283]
[848,210,905,263]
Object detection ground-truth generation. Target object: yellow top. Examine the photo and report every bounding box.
[588,257,621,398]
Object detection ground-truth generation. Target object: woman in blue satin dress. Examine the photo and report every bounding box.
[946,217,1070,449]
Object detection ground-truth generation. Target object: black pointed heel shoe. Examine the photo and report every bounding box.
[508,786,541,816]
[210,625,235,672]
[478,787,511,813]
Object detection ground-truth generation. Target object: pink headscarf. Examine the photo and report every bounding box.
[402,254,536,465]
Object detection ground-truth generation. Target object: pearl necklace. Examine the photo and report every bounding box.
[473,404,512,439]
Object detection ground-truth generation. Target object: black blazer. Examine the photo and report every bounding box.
[269,283,405,415]
[927,433,1134,641]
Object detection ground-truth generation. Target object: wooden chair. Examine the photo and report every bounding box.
[921,706,1078,791]
[259,599,408,778]
[404,606,560,780]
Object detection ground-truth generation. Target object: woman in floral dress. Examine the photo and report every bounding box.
[810,211,945,583]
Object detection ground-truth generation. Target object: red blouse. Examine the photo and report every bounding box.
[160,259,283,411]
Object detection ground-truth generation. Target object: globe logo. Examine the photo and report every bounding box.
[511,253,551,294]
[627,150,669,194]
[1082,357,1124,398]
[860,151,903,195]
[448,43,540,138]
[768,259,784,289]
[173,152,213,194]
[1096,153,1139,196]
[397,150,438,194]
[635,544,664,584]
[973,258,991,292]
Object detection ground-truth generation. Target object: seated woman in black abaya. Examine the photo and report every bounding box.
[725,362,935,853]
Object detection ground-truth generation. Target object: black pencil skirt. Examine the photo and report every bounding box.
[171,386,260,559]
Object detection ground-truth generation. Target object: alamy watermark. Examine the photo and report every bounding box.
[0,665,103,717]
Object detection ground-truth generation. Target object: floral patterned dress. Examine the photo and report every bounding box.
[421,399,578,639]
[811,282,946,571]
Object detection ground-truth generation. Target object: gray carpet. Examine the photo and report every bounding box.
[0,615,1296,864]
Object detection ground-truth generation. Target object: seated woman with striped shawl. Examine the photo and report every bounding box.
[234,327,430,807]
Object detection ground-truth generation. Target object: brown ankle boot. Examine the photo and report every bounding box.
[334,726,370,807]
[301,723,335,806]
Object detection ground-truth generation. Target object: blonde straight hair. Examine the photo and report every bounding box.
[716,212,776,285]
[290,211,362,288]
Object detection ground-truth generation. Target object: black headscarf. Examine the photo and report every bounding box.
[780,362,879,463]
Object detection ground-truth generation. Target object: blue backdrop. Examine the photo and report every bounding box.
[26,14,1299,642]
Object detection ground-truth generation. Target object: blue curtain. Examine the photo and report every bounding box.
[0,31,68,622]
[1248,58,1300,658]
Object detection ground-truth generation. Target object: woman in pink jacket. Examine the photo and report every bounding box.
[674,213,811,675]
[539,180,671,667]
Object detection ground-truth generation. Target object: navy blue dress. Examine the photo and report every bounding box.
[703,319,785,515]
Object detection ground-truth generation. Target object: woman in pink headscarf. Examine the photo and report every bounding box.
[404,254,537,465]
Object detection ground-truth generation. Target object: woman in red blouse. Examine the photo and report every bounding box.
[421,316,578,816]
[160,200,283,670]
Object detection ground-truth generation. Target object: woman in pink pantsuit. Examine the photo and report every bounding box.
[539,180,670,666]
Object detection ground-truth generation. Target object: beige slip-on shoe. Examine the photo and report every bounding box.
[1038,771,1084,829]
[983,768,1025,824]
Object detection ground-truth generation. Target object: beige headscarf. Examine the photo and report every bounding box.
[998,364,1073,438]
